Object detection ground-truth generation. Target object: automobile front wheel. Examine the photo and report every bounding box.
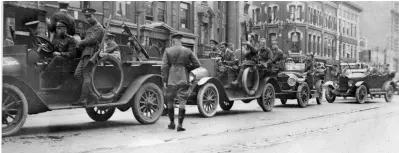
[297,83,310,108]
[257,83,275,112]
[2,83,28,137]
[197,83,219,118]
[132,82,164,124]
[356,85,368,104]
[384,85,394,102]
[86,107,116,122]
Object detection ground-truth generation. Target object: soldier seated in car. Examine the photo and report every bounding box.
[270,40,285,71]
[231,40,258,86]
[258,38,273,69]
[216,42,238,88]
[99,33,121,60]
[304,53,315,89]
[42,21,77,86]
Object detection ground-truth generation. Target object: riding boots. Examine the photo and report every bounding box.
[167,107,175,129]
[177,108,186,132]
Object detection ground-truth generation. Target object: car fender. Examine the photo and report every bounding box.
[3,75,50,114]
[324,81,336,89]
[194,77,228,101]
[117,74,163,104]
[355,81,365,87]
[262,77,281,93]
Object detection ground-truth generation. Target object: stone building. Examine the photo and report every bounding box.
[243,1,362,64]
[3,1,199,59]
[355,1,399,71]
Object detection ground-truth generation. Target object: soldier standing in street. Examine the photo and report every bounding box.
[73,8,106,106]
[162,33,201,132]
[46,1,76,41]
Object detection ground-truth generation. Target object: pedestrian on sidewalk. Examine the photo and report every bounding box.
[161,33,201,132]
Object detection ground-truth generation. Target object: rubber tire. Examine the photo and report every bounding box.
[219,101,234,111]
[315,80,323,105]
[257,83,276,112]
[297,83,310,108]
[197,83,220,118]
[2,83,29,137]
[91,54,124,100]
[325,86,336,103]
[242,67,259,96]
[242,99,252,103]
[384,85,394,102]
[356,85,368,104]
[132,82,164,124]
[86,107,116,122]
[280,99,287,105]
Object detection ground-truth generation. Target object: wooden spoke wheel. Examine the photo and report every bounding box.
[297,83,310,108]
[132,83,164,124]
[2,83,28,137]
[86,107,116,122]
[197,83,219,118]
[356,85,368,104]
[257,83,275,112]
[219,101,234,111]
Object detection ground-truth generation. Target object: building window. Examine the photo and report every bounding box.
[313,9,317,25]
[313,35,317,54]
[157,2,166,22]
[324,38,328,57]
[255,8,261,24]
[308,34,312,54]
[290,32,301,52]
[317,36,321,56]
[308,7,313,24]
[115,1,127,17]
[180,2,189,29]
[146,3,154,21]
[244,3,250,14]
[289,5,295,21]
[69,1,90,9]
[269,33,277,46]
[218,1,222,11]
[268,6,278,23]
[296,5,303,21]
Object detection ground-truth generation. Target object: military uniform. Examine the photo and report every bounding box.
[47,2,75,36]
[44,21,77,83]
[73,8,106,105]
[216,42,237,81]
[304,54,315,89]
[231,42,258,86]
[101,33,121,60]
[270,47,284,70]
[258,46,273,68]
[162,33,201,132]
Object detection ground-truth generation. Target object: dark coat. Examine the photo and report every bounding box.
[161,45,201,86]
[79,22,105,58]
[52,34,77,59]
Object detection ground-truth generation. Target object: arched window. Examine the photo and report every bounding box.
[308,34,312,54]
[269,33,277,46]
[290,32,301,53]
[317,36,321,55]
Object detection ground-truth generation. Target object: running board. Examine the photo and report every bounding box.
[229,96,260,101]
[47,100,126,110]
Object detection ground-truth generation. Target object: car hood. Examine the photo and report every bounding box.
[279,71,304,79]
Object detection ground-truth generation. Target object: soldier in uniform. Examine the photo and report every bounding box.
[270,40,285,71]
[216,42,237,88]
[162,33,201,132]
[304,53,315,89]
[46,1,76,41]
[258,38,273,69]
[210,39,220,52]
[43,21,77,86]
[73,8,106,105]
[231,40,258,86]
[100,33,121,60]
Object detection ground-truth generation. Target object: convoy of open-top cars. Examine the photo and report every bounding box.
[2,25,397,136]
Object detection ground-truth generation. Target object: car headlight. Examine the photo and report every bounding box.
[348,80,354,87]
[189,72,196,83]
[287,77,297,86]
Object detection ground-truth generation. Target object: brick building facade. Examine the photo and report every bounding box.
[242,1,362,64]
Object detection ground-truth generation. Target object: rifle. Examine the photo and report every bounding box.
[88,15,112,65]
[121,22,150,59]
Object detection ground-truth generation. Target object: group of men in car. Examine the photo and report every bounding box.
[40,2,121,105]
[209,34,285,88]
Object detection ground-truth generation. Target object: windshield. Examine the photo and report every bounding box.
[285,63,305,71]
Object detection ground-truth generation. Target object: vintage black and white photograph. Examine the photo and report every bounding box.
[2,1,399,153]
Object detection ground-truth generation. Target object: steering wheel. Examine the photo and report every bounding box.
[33,35,55,53]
